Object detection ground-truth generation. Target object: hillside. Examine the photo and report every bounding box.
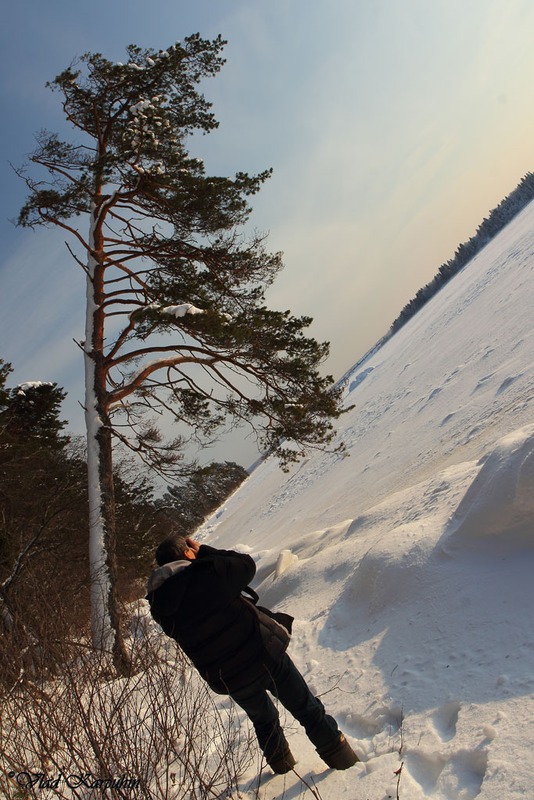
[197,201,534,799]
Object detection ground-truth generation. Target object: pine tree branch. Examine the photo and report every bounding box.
[65,241,91,277]
[40,214,92,253]
[107,353,221,405]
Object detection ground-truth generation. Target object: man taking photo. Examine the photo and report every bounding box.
[146,534,359,774]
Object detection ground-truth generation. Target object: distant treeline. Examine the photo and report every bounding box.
[390,171,534,333]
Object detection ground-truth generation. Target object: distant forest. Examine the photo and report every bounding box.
[390,171,534,333]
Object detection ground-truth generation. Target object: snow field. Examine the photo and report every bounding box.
[198,201,534,798]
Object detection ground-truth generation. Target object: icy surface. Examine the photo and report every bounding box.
[195,201,534,798]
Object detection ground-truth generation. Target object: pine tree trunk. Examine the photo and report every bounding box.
[84,203,130,675]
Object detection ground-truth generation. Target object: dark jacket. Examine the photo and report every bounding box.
[146,544,290,694]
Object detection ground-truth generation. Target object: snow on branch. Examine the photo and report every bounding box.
[128,302,206,322]
[156,303,232,322]
[161,303,205,318]
[16,381,54,396]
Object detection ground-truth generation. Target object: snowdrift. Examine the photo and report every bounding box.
[444,424,534,551]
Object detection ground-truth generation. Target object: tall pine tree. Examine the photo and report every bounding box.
[17,36,344,671]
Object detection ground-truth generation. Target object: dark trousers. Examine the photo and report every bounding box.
[230,653,340,759]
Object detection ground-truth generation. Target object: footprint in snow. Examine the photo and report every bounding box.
[432,700,461,742]
[405,747,488,799]
[471,373,495,393]
[496,374,521,395]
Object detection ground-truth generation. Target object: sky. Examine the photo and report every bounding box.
[1,0,533,467]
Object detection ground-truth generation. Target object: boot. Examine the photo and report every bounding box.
[317,733,359,770]
[266,742,297,774]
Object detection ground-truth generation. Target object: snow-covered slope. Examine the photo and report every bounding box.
[198,201,534,799]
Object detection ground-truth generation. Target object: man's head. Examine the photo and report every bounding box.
[155,533,196,566]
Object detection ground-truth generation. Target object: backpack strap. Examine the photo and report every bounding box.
[242,585,260,604]
[241,586,294,635]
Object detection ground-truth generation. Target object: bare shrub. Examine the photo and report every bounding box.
[1,602,256,799]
